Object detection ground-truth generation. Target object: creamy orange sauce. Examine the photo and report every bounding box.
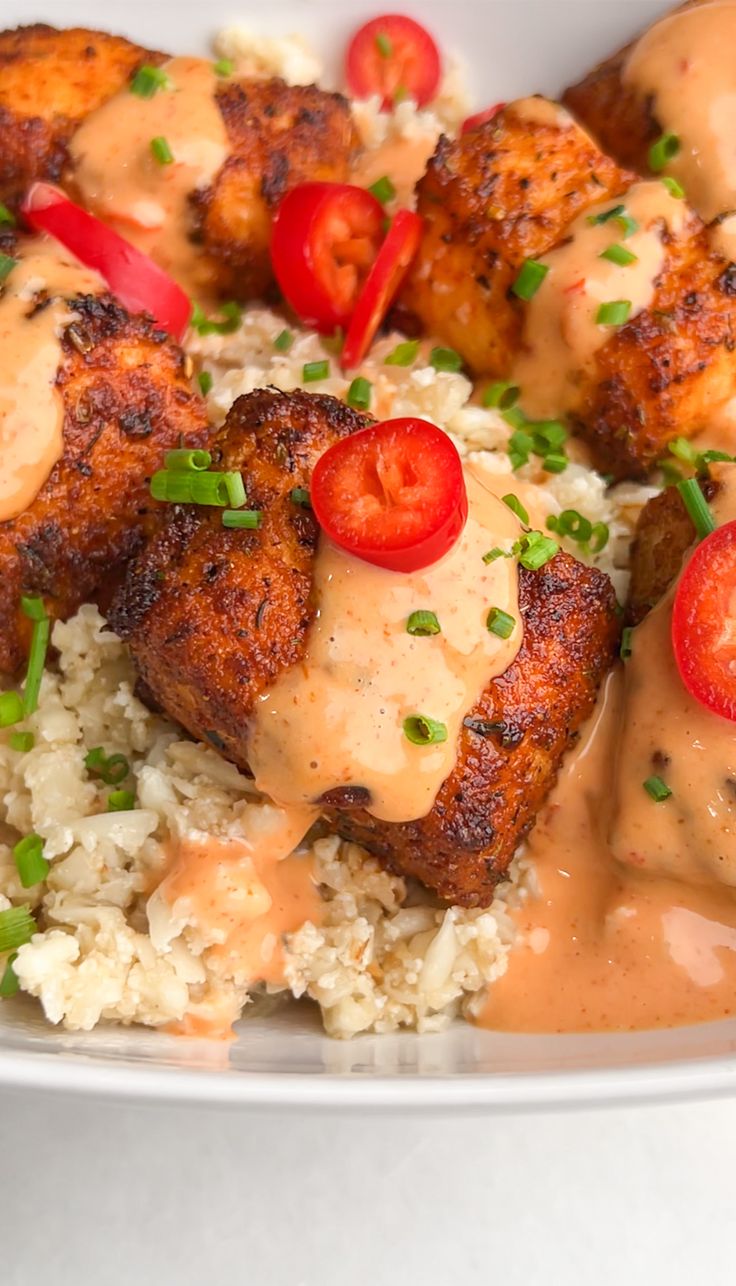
[0,237,104,522]
[512,180,688,420]
[155,804,320,991]
[624,0,736,253]
[248,463,524,823]
[69,56,228,300]
[481,464,736,1034]
[352,134,439,210]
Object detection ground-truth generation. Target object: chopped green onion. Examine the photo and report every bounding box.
[406,610,441,637]
[669,436,699,466]
[0,203,15,226]
[643,775,672,802]
[0,953,19,998]
[585,521,610,554]
[222,509,262,529]
[369,175,396,204]
[514,531,559,570]
[620,626,634,660]
[375,31,393,58]
[385,339,420,366]
[164,448,212,472]
[501,494,529,525]
[599,243,638,267]
[190,301,242,336]
[547,509,592,542]
[508,427,534,470]
[503,406,529,431]
[213,57,234,77]
[676,478,716,540]
[84,748,130,786]
[615,213,639,238]
[150,136,174,166]
[532,420,568,451]
[9,732,34,753]
[130,64,171,98]
[587,204,625,227]
[429,346,463,373]
[22,599,49,717]
[482,546,512,564]
[486,607,515,639]
[0,692,24,728]
[0,253,18,282]
[223,473,246,508]
[696,449,736,475]
[13,834,49,889]
[198,371,213,396]
[512,258,549,301]
[649,132,680,173]
[483,381,519,410]
[290,488,311,508]
[596,300,631,326]
[347,376,372,410]
[542,452,568,474]
[0,906,36,953]
[274,329,294,352]
[107,790,136,812]
[403,715,448,746]
[662,176,685,199]
[303,360,329,383]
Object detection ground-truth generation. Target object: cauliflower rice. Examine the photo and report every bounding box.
[0,28,656,1039]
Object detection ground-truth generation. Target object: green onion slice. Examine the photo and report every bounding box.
[0,953,19,998]
[198,371,213,396]
[107,790,136,812]
[150,136,174,165]
[347,376,372,410]
[0,906,36,953]
[190,301,242,336]
[9,731,34,753]
[0,692,24,728]
[430,346,463,373]
[676,478,716,540]
[483,381,520,410]
[84,747,130,786]
[546,509,592,542]
[482,546,512,564]
[585,521,610,554]
[661,176,685,199]
[21,595,46,621]
[486,607,515,639]
[0,202,16,226]
[130,64,171,98]
[369,175,396,204]
[403,715,448,746]
[596,299,631,326]
[620,626,634,660]
[222,509,262,529]
[406,610,441,637]
[384,339,420,366]
[274,329,294,352]
[303,360,329,383]
[290,488,311,508]
[213,57,234,77]
[587,204,625,227]
[615,213,639,239]
[649,132,680,173]
[0,253,18,282]
[502,494,529,525]
[13,834,49,889]
[599,243,638,267]
[643,775,672,802]
[164,448,212,472]
[512,258,549,301]
[22,600,49,718]
[515,531,559,570]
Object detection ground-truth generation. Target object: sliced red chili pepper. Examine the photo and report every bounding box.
[271,182,384,333]
[21,182,191,340]
[672,519,736,721]
[346,15,441,110]
[311,417,468,573]
[460,103,505,134]
[341,209,423,370]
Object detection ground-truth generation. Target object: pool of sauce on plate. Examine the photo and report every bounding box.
[481,465,736,1033]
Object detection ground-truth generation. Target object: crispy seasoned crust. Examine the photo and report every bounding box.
[192,78,358,299]
[0,24,157,209]
[326,554,620,906]
[111,388,620,907]
[402,97,736,480]
[561,1,702,175]
[627,473,723,623]
[400,98,631,376]
[0,290,209,675]
[108,389,373,760]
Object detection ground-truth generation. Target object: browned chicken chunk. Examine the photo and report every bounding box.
[402,96,736,480]
[626,473,725,623]
[110,388,620,907]
[0,24,155,209]
[0,245,209,675]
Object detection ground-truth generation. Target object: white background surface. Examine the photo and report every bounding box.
[3,1087,736,1285]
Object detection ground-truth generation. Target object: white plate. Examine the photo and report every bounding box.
[6,0,733,1111]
